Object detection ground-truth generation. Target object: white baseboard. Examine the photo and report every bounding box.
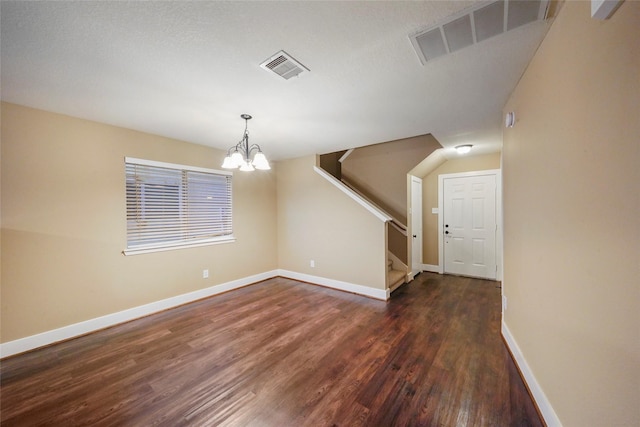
[0,270,278,358]
[277,269,389,301]
[502,321,562,427]
[1,269,389,358]
[421,263,440,273]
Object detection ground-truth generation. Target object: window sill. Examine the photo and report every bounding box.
[123,236,236,256]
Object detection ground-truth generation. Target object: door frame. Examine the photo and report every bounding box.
[438,169,502,280]
[409,175,423,279]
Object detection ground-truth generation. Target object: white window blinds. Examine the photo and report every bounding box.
[125,157,234,255]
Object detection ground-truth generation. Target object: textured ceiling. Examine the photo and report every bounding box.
[0,1,552,160]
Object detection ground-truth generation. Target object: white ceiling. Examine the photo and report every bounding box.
[0,1,552,161]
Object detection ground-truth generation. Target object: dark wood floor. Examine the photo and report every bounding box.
[1,273,542,426]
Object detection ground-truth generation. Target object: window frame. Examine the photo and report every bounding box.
[124,157,234,255]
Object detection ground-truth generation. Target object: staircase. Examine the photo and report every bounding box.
[317,136,442,297]
[388,258,406,292]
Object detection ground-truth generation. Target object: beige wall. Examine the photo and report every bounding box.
[277,155,386,290]
[502,2,639,426]
[341,134,441,224]
[419,153,501,266]
[1,103,278,342]
[318,150,346,180]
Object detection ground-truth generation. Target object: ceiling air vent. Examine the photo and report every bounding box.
[260,50,309,80]
[410,0,549,65]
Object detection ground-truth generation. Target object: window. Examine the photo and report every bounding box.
[124,157,233,255]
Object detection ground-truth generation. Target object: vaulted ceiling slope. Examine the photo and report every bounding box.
[0,1,553,160]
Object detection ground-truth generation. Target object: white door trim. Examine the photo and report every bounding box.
[438,169,502,280]
[410,175,423,279]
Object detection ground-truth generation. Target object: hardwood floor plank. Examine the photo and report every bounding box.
[1,274,543,426]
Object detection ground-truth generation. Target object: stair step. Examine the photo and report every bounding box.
[388,268,405,289]
[389,268,405,281]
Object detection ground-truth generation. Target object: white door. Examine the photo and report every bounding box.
[442,174,497,279]
[410,176,423,278]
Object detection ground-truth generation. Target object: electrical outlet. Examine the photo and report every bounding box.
[310,260,315,268]
[203,269,209,279]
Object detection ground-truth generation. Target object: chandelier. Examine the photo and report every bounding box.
[221,114,271,171]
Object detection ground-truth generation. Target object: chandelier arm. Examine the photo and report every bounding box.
[247,144,264,156]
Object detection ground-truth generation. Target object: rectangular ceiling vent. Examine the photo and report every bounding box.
[410,0,549,65]
[260,50,309,80]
